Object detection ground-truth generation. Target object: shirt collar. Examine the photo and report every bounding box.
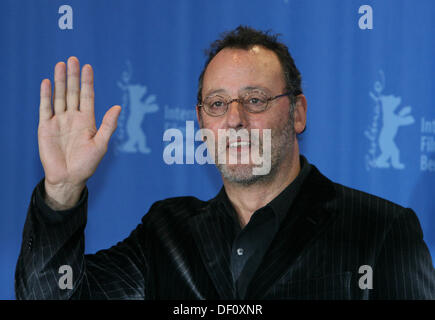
[214,155,312,224]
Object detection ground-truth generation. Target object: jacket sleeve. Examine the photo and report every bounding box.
[372,208,435,299]
[15,179,151,300]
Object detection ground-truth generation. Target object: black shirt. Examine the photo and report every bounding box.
[215,155,312,298]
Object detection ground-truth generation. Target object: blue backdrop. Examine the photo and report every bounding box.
[1,0,434,299]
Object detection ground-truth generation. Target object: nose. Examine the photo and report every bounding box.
[225,99,247,129]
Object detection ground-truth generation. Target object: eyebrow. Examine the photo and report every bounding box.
[203,88,227,97]
[241,86,270,93]
[204,86,270,98]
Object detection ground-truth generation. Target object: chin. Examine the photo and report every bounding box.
[218,163,272,185]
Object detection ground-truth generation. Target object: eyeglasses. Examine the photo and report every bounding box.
[198,89,299,117]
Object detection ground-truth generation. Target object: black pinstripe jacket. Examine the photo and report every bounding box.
[15,165,435,299]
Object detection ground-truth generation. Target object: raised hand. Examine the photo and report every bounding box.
[38,57,121,210]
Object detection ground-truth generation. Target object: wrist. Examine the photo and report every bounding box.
[44,180,86,210]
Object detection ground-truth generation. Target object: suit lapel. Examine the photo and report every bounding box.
[245,166,337,299]
[188,198,236,299]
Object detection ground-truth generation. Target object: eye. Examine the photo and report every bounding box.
[249,97,261,104]
[244,92,267,106]
[204,96,227,112]
[211,100,224,108]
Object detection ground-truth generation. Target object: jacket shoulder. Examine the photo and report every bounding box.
[330,181,410,220]
[306,165,410,220]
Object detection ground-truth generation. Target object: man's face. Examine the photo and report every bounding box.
[198,45,296,185]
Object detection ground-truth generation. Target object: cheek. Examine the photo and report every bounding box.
[252,113,284,132]
[273,107,291,127]
[202,118,219,131]
[201,112,233,130]
[256,113,290,142]
[200,118,222,141]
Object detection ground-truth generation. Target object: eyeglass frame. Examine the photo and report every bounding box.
[197,89,302,117]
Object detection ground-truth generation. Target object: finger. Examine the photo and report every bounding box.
[94,105,122,150]
[66,56,80,111]
[39,79,53,121]
[53,61,66,114]
[80,64,94,115]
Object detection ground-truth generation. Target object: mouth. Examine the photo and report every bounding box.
[228,141,250,148]
[226,140,252,154]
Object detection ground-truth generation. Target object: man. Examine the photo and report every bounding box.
[15,26,435,299]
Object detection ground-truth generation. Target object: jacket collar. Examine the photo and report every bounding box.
[188,197,237,299]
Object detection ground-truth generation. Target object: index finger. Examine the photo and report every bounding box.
[79,64,94,115]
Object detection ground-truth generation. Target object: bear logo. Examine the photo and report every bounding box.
[116,61,159,154]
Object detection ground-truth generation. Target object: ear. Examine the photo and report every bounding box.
[293,94,307,134]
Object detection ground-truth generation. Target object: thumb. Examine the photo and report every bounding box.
[94,105,122,149]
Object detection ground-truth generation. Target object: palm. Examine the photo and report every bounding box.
[38,57,121,187]
[39,110,99,186]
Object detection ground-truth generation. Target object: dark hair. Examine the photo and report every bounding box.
[197,25,303,105]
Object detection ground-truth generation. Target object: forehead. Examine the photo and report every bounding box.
[202,45,285,95]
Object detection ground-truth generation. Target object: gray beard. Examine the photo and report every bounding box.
[217,116,295,186]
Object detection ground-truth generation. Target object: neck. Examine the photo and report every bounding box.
[223,147,301,228]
